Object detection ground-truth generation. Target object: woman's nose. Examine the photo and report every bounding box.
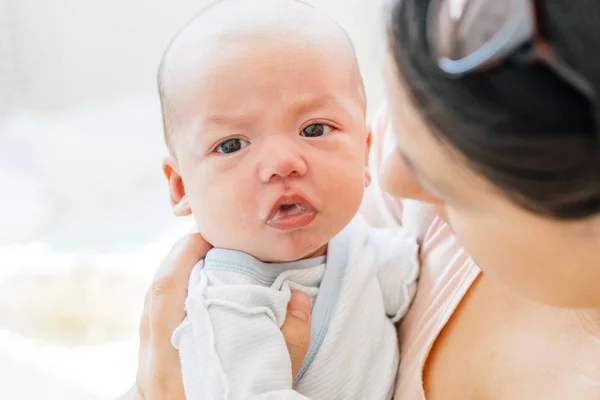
[379,151,439,203]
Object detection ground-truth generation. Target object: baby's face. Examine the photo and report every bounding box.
[164,35,370,262]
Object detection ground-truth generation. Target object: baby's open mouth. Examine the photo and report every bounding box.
[266,195,317,230]
[272,203,308,219]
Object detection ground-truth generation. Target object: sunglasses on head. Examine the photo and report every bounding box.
[427,0,594,99]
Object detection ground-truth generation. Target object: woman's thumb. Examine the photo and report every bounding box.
[281,290,312,380]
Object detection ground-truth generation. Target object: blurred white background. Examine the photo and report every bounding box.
[0,0,387,398]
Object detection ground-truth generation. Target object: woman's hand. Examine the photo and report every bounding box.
[120,233,313,400]
[134,233,211,400]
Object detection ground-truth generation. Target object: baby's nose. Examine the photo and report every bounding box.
[257,137,308,182]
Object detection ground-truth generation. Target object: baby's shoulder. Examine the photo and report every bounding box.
[335,214,419,270]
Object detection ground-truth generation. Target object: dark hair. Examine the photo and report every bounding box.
[390,0,600,219]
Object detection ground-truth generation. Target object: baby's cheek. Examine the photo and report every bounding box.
[324,163,365,219]
[204,184,260,242]
[187,182,224,224]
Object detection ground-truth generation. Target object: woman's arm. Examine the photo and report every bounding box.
[120,233,311,400]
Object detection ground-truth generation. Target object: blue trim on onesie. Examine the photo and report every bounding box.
[200,229,352,387]
[293,223,352,385]
[204,249,326,285]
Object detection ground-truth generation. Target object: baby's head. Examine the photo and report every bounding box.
[160,0,371,262]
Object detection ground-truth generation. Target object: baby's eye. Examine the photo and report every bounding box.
[216,138,250,154]
[300,123,333,138]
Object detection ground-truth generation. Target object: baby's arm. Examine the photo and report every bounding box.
[370,227,420,322]
[172,265,311,400]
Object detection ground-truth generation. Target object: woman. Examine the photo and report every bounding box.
[123,0,600,398]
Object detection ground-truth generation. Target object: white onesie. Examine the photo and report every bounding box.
[172,216,419,399]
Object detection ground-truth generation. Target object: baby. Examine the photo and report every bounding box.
[159,0,419,399]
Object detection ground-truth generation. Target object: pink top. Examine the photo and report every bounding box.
[361,105,481,399]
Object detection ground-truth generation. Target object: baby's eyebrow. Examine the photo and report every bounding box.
[203,113,257,130]
[290,94,339,115]
[203,94,343,131]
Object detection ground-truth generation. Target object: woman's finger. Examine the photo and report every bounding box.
[149,233,212,346]
[133,232,212,400]
[281,290,312,379]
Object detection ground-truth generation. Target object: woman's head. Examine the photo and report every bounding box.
[383,0,600,307]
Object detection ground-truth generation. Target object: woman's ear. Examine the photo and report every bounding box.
[162,155,192,216]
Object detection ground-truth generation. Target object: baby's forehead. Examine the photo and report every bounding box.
[159,0,365,150]
[161,0,355,79]
[170,42,361,121]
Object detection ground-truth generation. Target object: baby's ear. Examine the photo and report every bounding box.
[365,126,373,167]
[364,127,373,187]
[162,155,192,216]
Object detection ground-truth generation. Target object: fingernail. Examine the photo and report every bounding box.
[291,310,309,321]
[289,291,310,321]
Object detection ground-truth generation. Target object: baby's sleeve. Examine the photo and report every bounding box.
[370,227,420,323]
[171,264,312,400]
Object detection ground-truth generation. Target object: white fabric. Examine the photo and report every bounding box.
[172,216,419,399]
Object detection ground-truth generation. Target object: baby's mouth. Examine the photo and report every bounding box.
[269,203,309,222]
[265,195,317,229]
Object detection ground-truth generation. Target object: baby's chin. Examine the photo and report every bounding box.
[202,215,347,263]
[248,240,328,263]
